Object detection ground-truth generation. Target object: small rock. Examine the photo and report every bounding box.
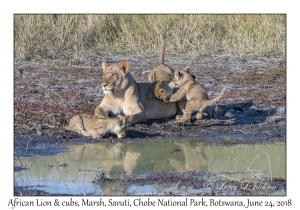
[204,84,214,88]
[33,123,42,136]
[244,107,258,116]
[61,104,69,109]
[265,116,285,123]
[225,112,234,117]
[38,84,49,89]
[207,91,215,96]
[224,84,235,90]
[276,107,286,115]
[226,98,235,103]
[236,87,248,91]
[236,98,245,102]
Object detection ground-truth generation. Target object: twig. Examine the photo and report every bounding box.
[25,140,31,154]
[53,91,74,108]
[232,129,248,135]
[263,151,273,184]
[175,180,181,190]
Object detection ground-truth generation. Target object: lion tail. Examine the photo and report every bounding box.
[200,86,226,111]
[159,36,166,64]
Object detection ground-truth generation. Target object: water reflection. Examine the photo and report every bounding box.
[14,139,285,195]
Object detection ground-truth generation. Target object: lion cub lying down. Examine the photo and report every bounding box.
[157,70,226,123]
[65,114,127,139]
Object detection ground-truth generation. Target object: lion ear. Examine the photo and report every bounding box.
[118,61,130,74]
[178,71,183,78]
[174,71,181,78]
[183,67,190,73]
[102,62,109,72]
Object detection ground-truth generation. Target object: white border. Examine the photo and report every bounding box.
[2,0,299,209]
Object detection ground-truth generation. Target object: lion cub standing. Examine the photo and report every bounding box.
[165,70,226,123]
[64,114,127,139]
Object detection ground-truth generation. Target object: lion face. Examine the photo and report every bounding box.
[173,71,184,87]
[153,81,174,101]
[173,69,194,87]
[101,61,130,94]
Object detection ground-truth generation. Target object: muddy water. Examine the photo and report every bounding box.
[14,139,285,195]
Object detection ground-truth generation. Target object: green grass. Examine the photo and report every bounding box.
[14,14,286,61]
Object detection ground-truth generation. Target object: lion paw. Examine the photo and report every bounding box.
[147,92,156,99]
[175,115,183,120]
[174,117,189,123]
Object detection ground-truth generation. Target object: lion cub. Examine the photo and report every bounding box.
[148,37,174,83]
[148,80,176,100]
[163,70,226,123]
[147,37,178,99]
[64,114,128,139]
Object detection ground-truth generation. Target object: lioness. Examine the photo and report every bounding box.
[64,114,127,139]
[94,61,179,125]
[164,70,226,123]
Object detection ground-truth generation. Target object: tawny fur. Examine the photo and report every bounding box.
[64,114,127,139]
[147,37,175,83]
[94,61,180,126]
[162,70,226,123]
[146,38,187,112]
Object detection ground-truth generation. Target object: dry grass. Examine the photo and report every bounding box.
[14,14,286,61]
